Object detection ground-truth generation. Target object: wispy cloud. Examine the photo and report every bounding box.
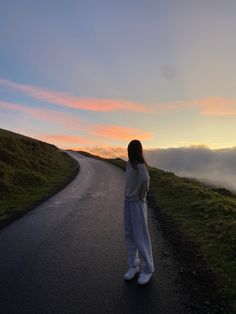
[196,97,236,115]
[90,125,153,141]
[2,78,235,116]
[0,78,149,112]
[35,134,88,145]
[0,100,82,129]
[0,100,152,145]
[155,97,236,116]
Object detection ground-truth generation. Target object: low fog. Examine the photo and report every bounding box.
[145,146,236,193]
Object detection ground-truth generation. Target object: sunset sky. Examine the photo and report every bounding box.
[0,0,236,156]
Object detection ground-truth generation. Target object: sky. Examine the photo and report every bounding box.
[0,0,236,155]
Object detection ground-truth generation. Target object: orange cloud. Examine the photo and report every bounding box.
[91,125,153,141]
[72,145,127,159]
[195,97,236,115]
[0,100,82,129]
[35,134,88,145]
[0,78,149,112]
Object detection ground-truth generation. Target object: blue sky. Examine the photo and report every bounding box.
[0,0,236,153]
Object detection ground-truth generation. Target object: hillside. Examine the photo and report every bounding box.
[0,128,79,228]
[78,151,236,312]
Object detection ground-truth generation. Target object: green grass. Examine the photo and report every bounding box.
[0,128,79,228]
[148,167,236,294]
[78,150,236,311]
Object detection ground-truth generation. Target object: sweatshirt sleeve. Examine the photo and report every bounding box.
[137,164,150,200]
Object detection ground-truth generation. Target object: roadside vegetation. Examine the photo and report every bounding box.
[0,128,79,229]
[78,150,236,311]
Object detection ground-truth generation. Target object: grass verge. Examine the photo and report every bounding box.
[0,128,79,229]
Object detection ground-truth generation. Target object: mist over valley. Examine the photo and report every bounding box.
[145,146,236,192]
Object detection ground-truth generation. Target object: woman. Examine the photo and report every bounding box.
[124,139,154,285]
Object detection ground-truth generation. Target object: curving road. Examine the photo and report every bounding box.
[0,152,189,314]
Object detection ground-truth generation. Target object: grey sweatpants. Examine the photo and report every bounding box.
[124,199,154,274]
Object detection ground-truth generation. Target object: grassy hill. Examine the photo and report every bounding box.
[0,128,79,228]
[78,150,236,311]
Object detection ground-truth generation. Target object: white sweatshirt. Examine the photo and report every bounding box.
[124,161,150,201]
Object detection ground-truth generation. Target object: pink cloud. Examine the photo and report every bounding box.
[155,97,236,116]
[195,97,236,115]
[0,100,82,129]
[90,125,153,141]
[1,78,235,116]
[0,78,149,112]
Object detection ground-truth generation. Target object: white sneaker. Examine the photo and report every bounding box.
[137,272,152,285]
[124,266,140,280]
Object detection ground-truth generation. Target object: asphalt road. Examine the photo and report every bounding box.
[0,152,190,314]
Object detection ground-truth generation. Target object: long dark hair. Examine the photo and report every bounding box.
[127,139,148,168]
